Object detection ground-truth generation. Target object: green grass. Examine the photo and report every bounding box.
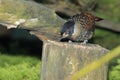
[108,58,120,80]
[0,53,41,80]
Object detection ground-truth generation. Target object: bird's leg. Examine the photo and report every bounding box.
[82,40,88,44]
[68,40,72,43]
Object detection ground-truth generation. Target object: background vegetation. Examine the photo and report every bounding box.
[0,0,120,80]
[0,54,41,80]
[95,1,120,79]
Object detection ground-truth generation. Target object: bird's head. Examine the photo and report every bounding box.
[71,12,103,30]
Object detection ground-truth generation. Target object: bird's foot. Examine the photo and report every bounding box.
[68,40,72,43]
[81,40,88,44]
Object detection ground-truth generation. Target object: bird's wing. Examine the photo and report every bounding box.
[60,20,75,36]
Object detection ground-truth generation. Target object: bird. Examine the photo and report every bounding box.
[60,12,103,43]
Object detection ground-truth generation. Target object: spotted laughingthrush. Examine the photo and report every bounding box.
[60,12,103,43]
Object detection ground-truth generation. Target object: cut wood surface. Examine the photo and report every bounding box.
[41,40,109,80]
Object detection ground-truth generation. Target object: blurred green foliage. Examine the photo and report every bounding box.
[95,28,120,50]
[108,58,120,80]
[95,0,120,80]
[0,54,41,80]
[96,0,120,22]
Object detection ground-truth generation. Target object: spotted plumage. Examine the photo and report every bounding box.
[60,12,103,43]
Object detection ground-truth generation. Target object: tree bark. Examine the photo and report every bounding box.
[41,40,109,80]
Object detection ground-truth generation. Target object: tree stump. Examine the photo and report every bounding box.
[41,40,109,80]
